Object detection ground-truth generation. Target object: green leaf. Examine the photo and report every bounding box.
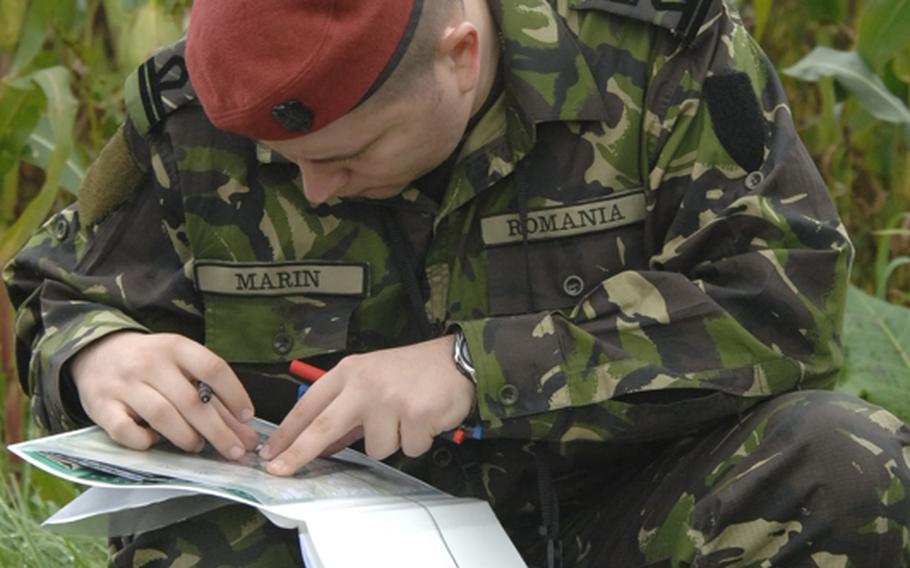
[784,47,910,129]
[840,287,910,423]
[752,0,772,43]
[805,0,844,21]
[22,117,86,196]
[110,0,183,71]
[895,46,910,84]
[0,0,28,51]
[857,0,910,67]
[8,0,54,76]
[0,82,42,183]
[0,66,77,266]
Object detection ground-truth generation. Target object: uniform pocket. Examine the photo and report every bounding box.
[195,260,367,363]
[482,191,648,316]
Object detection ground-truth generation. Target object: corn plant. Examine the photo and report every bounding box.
[0,0,909,559]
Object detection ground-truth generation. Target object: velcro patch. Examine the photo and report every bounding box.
[195,261,369,297]
[481,190,646,247]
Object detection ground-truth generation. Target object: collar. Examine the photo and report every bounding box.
[432,0,610,220]
[256,0,610,219]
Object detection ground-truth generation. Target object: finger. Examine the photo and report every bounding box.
[319,427,363,457]
[97,402,160,450]
[125,385,205,452]
[146,368,251,461]
[261,375,344,459]
[399,421,435,458]
[171,339,255,422]
[363,416,401,460]
[212,397,261,451]
[267,395,361,476]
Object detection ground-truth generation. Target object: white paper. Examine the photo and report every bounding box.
[44,487,226,536]
[9,422,527,567]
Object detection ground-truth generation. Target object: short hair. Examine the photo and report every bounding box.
[364,0,464,109]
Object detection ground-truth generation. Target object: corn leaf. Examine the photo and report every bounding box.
[22,117,86,196]
[0,66,77,266]
[0,0,28,51]
[752,0,772,42]
[856,0,910,67]
[840,286,910,423]
[784,47,910,136]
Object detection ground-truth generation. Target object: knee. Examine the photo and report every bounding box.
[693,390,910,565]
[767,390,910,465]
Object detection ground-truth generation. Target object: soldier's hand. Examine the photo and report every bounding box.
[71,331,260,460]
[260,336,475,475]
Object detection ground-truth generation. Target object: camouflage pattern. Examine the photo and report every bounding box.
[108,504,303,567]
[5,0,907,566]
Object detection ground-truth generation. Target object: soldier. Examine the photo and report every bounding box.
[5,0,910,566]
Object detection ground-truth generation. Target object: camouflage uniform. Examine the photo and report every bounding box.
[6,0,910,566]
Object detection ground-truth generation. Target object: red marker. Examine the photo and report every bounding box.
[288,359,474,445]
[290,360,326,383]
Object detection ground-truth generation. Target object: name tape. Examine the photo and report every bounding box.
[480,190,646,246]
[195,261,368,297]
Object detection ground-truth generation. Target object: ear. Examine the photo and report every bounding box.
[438,22,480,93]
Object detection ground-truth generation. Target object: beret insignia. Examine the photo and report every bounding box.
[271,100,314,132]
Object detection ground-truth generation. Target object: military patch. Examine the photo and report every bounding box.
[124,38,197,136]
[194,261,369,297]
[481,190,646,246]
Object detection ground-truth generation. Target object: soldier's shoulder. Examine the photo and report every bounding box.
[79,39,196,226]
[567,0,723,45]
[124,38,198,137]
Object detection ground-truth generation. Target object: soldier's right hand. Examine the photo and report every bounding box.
[70,331,260,461]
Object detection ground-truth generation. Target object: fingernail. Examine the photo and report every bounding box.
[229,445,245,460]
[194,440,206,453]
[259,444,271,459]
[239,408,254,423]
[269,459,288,475]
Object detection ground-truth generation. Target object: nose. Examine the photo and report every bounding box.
[298,160,351,204]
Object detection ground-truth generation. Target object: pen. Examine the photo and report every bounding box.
[288,360,483,444]
[197,380,213,403]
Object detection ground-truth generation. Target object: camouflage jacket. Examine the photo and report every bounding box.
[4,0,851,515]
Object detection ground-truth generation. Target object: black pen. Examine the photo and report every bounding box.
[197,381,213,403]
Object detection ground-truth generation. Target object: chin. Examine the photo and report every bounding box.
[360,185,407,200]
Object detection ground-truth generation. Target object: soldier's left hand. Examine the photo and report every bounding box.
[259,336,475,475]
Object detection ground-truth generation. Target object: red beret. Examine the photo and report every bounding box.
[186,0,422,140]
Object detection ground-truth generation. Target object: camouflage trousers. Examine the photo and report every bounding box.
[109,390,910,567]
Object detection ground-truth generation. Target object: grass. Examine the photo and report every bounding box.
[0,457,107,566]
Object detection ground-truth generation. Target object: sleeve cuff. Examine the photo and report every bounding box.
[31,307,149,432]
[454,312,569,436]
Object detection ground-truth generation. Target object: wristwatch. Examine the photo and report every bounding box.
[452,329,477,385]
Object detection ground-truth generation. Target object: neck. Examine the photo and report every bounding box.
[466,0,500,118]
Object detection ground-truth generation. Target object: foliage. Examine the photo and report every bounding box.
[0,456,107,567]
[0,0,909,561]
[738,0,910,305]
[0,0,188,561]
[840,287,910,422]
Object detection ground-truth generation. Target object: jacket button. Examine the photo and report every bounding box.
[563,275,584,297]
[432,448,453,468]
[745,171,765,189]
[54,216,69,240]
[272,332,293,355]
[499,384,519,406]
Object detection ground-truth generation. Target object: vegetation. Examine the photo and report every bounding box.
[0,0,908,564]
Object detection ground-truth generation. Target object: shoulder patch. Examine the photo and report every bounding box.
[569,0,720,44]
[124,38,196,136]
[78,124,147,226]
